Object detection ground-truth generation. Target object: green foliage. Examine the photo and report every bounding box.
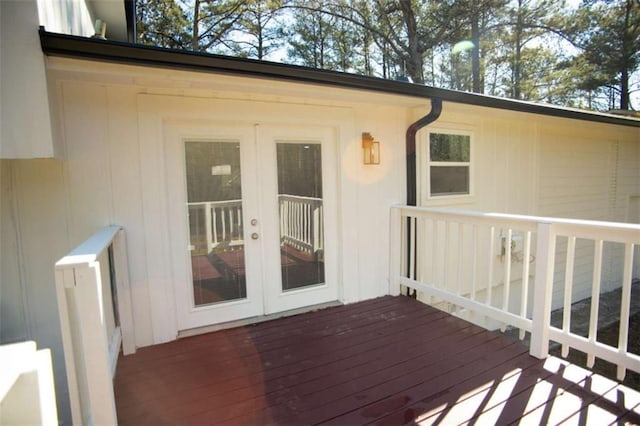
[569,0,640,109]
[136,0,190,48]
[429,134,470,162]
[135,0,640,112]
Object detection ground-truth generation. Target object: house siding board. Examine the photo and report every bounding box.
[105,88,154,347]
[61,82,113,246]
[0,161,29,344]
[538,126,640,311]
[5,159,72,422]
[353,105,406,300]
[36,0,94,37]
[0,0,56,158]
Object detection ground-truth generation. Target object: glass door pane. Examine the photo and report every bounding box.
[185,141,246,306]
[276,143,325,291]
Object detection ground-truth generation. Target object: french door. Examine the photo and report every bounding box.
[166,123,338,330]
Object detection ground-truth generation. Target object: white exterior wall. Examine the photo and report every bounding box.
[36,0,94,37]
[0,0,56,158]
[537,123,640,307]
[0,158,71,422]
[0,0,93,159]
[414,103,640,313]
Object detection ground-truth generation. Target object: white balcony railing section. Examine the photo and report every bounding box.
[188,200,244,252]
[279,195,323,255]
[55,226,135,426]
[188,195,323,256]
[390,205,640,380]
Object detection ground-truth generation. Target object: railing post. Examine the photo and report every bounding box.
[205,203,213,252]
[73,264,118,425]
[389,206,402,296]
[112,229,136,355]
[530,221,556,359]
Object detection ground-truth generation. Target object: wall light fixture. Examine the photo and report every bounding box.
[362,132,380,165]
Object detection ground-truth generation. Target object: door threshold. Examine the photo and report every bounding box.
[177,300,344,338]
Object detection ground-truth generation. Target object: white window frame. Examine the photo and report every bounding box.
[421,128,474,205]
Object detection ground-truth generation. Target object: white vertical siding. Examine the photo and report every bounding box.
[0,161,30,343]
[537,124,640,308]
[105,89,154,347]
[0,0,56,158]
[36,0,93,37]
[1,159,72,422]
[352,106,407,301]
[538,128,613,221]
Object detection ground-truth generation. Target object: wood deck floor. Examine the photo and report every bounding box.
[114,296,640,425]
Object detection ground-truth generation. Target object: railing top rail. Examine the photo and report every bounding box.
[55,225,122,269]
[187,199,242,207]
[278,194,323,202]
[393,205,640,239]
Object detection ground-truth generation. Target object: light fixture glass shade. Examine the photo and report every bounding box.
[362,132,380,165]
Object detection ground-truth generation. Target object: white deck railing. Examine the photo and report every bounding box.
[279,195,323,255]
[188,200,244,252]
[189,196,324,256]
[54,226,135,426]
[390,205,640,380]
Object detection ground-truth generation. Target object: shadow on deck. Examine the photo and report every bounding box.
[114,296,640,425]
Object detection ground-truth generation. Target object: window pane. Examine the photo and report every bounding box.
[277,143,325,291]
[430,133,470,162]
[185,141,246,306]
[430,166,469,196]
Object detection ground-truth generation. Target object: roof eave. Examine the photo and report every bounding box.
[39,29,640,129]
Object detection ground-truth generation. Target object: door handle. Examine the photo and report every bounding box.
[251,232,259,240]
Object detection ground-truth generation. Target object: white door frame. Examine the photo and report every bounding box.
[138,94,355,338]
[165,122,266,330]
[257,124,340,315]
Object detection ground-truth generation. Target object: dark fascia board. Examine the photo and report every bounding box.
[39,29,640,129]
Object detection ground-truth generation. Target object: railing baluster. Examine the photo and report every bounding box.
[443,221,449,304]
[617,242,634,380]
[519,231,532,340]
[223,207,229,242]
[456,222,463,297]
[486,226,495,307]
[431,219,437,287]
[562,236,576,357]
[501,228,512,331]
[389,207,402,295]
[212,204,218,247]
[400,210,407,278]
[409,216,416,281]
[471,225,478,301]
[205,203,214,252]
[587,239,604,368]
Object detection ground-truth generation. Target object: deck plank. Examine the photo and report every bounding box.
[114,295,640,425]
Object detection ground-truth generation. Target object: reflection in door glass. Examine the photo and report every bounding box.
[185,141,246,306]
[277,143,325,291]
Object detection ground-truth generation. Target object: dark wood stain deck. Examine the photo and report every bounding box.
[114,296,640,425]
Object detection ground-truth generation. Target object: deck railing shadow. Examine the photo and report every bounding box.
[368,351,640,424]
